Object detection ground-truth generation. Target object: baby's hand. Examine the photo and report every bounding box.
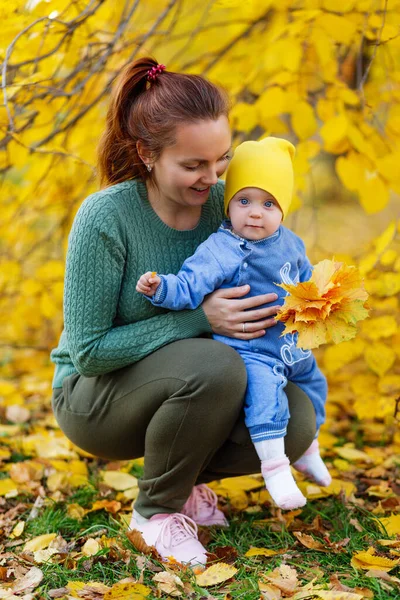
[136,271,161,296]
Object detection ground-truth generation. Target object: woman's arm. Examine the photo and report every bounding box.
[64,197,211,377]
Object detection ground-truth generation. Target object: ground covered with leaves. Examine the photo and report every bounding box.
[0,379,399,600]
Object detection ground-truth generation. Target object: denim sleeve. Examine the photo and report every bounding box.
[149,243,226,311]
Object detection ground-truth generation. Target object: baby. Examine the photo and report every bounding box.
[136,137,331,510]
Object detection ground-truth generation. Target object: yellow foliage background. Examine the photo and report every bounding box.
[1,0,399,433]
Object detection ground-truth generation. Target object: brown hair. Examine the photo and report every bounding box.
[97,57,230,188]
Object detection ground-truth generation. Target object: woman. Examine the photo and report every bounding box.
[51,58,316,566]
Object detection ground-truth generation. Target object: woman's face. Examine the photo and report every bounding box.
[151,115,232,209]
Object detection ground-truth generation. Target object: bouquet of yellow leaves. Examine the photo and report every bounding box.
[275,259,369,350]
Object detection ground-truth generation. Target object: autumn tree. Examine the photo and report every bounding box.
[1,0,399,427]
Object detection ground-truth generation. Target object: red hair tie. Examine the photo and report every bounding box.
[146,64,166,82]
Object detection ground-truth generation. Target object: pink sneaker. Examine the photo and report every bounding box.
[129,512,207,566]
[182,484,228,527]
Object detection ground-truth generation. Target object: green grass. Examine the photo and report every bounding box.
[24,502,120,539]
[9,486,399,599]
[68,484,98,507]
[205,499,399,600]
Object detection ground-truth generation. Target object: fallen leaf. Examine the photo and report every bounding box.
[0,479,18,496]
[245,547,283,557]
[351,546,400,571]
[101,470,138,491]
[34,549,58,564]
[0,424,20,436]
[12,567,43,592]
[258,580,282,599]
[209,545,238,563]
[196,563,238,587]
[293,532,329,552]
[126,528,163,561]
[67,581,111,598]
[365,569,400,584]
[329,574,374,598]
[153,572,184,597]
[314,592,363,600]
[46,472,69,492]
[366,482,395,498]
[378,539,400,548]
[24,533,57,552]
[90,499,122,514]
[349,518,363,532]
[262,564,298,594]
[378,513,400,536]
[10,521,25,538]
[81,538,101,556]
[334,447,373,463]
[104,582,151,599]
[67,503,86,521]
[10,461,44,484]
[5,405,30,423]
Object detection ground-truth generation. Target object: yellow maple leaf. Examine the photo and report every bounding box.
[276,259,369,349]
[378,514,400,537]
[196,563,238,587]
[351,547,400,571]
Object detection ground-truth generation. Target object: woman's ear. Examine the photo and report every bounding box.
[136,140,154,168]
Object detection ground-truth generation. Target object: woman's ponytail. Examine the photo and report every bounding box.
[97,57,157,187]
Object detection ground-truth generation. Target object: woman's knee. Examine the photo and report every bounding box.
[185,339,247,404]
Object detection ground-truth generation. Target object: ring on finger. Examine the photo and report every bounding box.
[242,322,246,333]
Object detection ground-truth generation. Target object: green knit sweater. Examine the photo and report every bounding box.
[50,178,225,388]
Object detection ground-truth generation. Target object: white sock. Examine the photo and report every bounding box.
[293,439,332,487]
[255,438,306,510]
[254,436,285,461]
[261,455,307,510]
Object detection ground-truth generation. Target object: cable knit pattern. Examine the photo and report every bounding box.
[50,179,225,388]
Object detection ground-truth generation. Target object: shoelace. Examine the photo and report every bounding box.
[191,484,218,516]
[159,514,199,547]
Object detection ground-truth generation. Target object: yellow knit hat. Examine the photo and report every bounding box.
[224,137,296,219]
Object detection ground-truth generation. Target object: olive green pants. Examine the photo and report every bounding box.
[52,338,316,518]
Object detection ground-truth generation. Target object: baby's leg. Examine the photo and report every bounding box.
[257,437,306,509]
[293,438,331,487]
[290,357,331,486]
[240,352,306,510]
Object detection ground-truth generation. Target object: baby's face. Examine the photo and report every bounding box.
[227,187,282,241]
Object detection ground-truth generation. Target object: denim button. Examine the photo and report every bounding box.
[243,262,248,268]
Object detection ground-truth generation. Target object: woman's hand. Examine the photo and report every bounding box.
[202,285,280,339]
